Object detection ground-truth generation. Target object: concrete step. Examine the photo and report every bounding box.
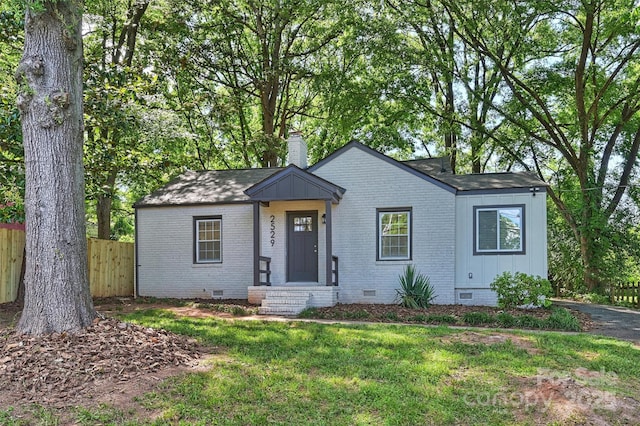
[262,297,309,306]
[258,305,308,315]
[259,290,310,315]
[263,291,312,298]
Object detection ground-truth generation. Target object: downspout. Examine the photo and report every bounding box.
[134,207,139,298]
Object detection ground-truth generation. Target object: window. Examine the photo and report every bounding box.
[293,216,313,232]
[474,205,524,254]
[377,208,411,260]
[194,217,222,263]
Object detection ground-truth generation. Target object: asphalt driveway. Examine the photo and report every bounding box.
[554,299,640,343]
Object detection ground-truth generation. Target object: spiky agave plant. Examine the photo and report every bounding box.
[396,265,436,308]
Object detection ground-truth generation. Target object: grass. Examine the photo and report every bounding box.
[2,309,639,425]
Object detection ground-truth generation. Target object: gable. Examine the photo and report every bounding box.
[308,141,457,194]
[245,164,345,203]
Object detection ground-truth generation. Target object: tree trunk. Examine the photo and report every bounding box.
[15,1,96,334]
[96,169,117,240]
[580,233,599,292]
[96,195,112,240]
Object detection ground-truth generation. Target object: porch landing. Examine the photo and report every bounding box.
[248,285,338,316]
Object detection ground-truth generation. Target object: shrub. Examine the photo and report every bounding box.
[495,312,516,327]
[490,272,552,309]
[515,315,544,329]
[462,312,495,325]
[344,310,372,320]
[408,314,428,322]
[384,312,400,321]
[298,307,322,318]
[544,308,581,331]
[396,265,437,308]
[580,293,610,305]
[231,306,249,316]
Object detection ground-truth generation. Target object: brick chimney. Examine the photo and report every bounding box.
[287,131,307,169]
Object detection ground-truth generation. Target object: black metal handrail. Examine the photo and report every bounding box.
[259,256,271,286]
[331,255,338,286]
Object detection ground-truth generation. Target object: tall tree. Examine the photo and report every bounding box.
[16,0,96,334]
[384,0,512,173]
[83,0,150,239]
[445,0,640,290]
[0,9,25,220]
[162,0,351,168]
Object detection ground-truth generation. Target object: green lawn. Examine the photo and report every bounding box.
[3,309,640,425]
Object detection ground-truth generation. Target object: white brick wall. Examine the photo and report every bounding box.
[136,204,254,299]
[136,145,546,308]
[312,146,457,304]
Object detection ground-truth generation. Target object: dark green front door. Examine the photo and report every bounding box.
[287,211,318,282]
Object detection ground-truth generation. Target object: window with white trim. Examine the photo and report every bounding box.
[377,209,411,260]
[195,217,222,263]
[474,206,524,254]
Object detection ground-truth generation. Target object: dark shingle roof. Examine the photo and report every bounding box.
[134,168,282,207]
[403,159,547,192]
[135,147,548,208]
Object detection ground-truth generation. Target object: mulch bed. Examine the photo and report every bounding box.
[303,303,595,330]
[0,316,204,408]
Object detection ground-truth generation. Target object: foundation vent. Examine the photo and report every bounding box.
[459,292,473,300]
[212,290,224,298]
[363,290,376,297]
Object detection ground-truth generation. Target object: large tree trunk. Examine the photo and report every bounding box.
[96,169,117,240]
[15,1,96,334]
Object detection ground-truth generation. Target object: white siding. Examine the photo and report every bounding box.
[313,146,457,304]
[137,204,254,299]
[454,192,548,305]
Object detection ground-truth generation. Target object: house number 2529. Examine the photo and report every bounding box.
[270,215,276,246]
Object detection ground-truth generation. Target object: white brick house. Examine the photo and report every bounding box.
[134,137,548,313]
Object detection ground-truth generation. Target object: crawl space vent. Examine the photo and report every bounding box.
[212,290,224,298]
[459,292,473,300]
[363,290,376,297]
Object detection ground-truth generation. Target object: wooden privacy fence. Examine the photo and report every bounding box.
[610,281,640,308]
[87,238,135,298]
[0,228,25,304]
[0,229,134,303]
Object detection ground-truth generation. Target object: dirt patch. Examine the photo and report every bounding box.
[442,331,542,354]
[509,368,640,425]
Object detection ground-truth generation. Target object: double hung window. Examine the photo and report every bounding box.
[377,209,411,260]
[195,217,222,263]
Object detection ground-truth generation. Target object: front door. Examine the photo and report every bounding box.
[287,211,318,282]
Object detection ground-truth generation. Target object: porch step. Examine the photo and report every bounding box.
[258,291,310,316]
[261,296,310,306]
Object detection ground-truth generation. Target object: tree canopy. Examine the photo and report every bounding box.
[3,0,639,295]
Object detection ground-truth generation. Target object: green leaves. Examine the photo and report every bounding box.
[490,272,552,309]
[396,264,437,309]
